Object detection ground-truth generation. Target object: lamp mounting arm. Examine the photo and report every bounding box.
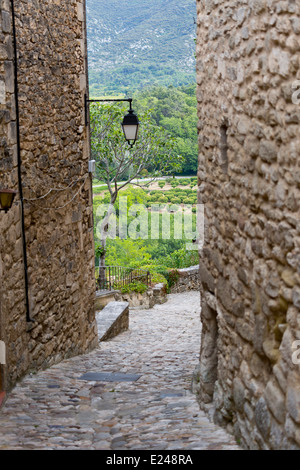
[85,94,134,126]
[85,94,139,148]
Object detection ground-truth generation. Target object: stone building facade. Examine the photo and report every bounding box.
[195,0,300,450]
[0,0,97,395]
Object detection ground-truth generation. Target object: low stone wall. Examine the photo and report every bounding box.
[96,302,129,342]
[95,291,118,311]
[95,268,199,312]
[170,266,200,293]
[114,283,167,309]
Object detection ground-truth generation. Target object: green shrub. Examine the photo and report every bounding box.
[140,265,169,289]
[183,197,193,204]
[93,195,105,205]
[165,269,180,288]
[151,272,169,287]
[158,180,166,188]
[184,189,194,196]
[140,169,149,177]
[150,190,161,196]
[172,197,181,204]
[93,184,109,191]
[148,194,158,203]
[151,267,179,292]
[169,194,182,204]
[155,248,199,270]
[166,193,176,203]
[118,281,148,294]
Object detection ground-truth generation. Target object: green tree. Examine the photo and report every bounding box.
[90,102,182,278]
[106,238,152,268]
[134,84,198,175]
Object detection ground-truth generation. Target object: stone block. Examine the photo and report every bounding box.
[0,79,5,104]
[95,290,117,311]
[1,10,11,33]
[259,140,278,163]
[264,379,286,424]
[199,262,215,293]
[236,318,253,342]
[292,287,300,309]
[233,377,245,412]
[287,376,300,424]
[96,301,129,342]
[216,277,233,312]
[255,397,271,440]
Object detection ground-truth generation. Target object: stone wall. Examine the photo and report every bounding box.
[0,0,97,392]
[170,266,200,293]
[0,0,21,393]
[195,0,300,450]
[114,283,168,309]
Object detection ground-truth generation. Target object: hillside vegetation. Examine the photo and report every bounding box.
[87,1,199,282]
[86,0,196,95]
[93,183,199,290]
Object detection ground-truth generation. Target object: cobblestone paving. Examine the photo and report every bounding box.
[0,292,241,450]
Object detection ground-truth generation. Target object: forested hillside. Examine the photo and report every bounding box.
[86,0,196,95]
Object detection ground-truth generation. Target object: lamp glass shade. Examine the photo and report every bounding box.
[122,109,139,146]
[0,189,17,212]
[122,124,139,141]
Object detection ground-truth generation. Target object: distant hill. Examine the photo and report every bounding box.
[86,0,196,96]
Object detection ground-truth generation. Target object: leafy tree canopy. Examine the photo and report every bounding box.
[90,102,183,195]
[133,85,198,175]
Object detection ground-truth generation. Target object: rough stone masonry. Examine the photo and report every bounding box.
[0,0,97,393]
[195,0,300,450]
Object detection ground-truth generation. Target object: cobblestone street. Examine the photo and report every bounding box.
[0,292,240,450]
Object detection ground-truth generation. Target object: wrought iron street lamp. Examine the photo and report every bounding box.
[0,189,17,213]
[85,95,139,148]
[121,100,139,148]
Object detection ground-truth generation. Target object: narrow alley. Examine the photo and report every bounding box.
[0,292,240,450]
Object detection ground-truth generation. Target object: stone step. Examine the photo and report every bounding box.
[95,301,129,342]
[95,290,118,311]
